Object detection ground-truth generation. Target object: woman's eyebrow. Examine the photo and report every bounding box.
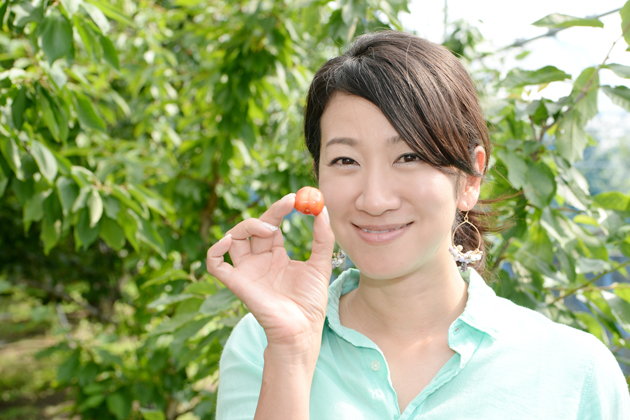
[387,135,403,145]
[325,135,402,148]
[325,137,357,148]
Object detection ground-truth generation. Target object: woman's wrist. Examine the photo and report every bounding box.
[264,338,321,370]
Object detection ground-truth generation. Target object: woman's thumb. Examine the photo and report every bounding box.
[308,206,336,271]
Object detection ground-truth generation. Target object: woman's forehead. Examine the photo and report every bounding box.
[320,94,402,145]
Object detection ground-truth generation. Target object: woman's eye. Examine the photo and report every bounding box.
[396,153,421,163]
[331,157,357,166]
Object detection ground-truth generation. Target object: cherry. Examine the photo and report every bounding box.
[294,187,325,216]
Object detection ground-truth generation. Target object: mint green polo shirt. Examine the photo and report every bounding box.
[216,268,630,419]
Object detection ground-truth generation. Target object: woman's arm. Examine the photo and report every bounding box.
[207,193,335,419]
[255,344,320,420]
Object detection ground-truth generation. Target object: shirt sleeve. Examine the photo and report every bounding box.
[216,313,267,420]
[577,335,630,420]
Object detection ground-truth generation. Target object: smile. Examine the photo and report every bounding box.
[360,223,412,233]
[353,222,413,245]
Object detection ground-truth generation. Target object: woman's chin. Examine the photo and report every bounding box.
[351,258,417,282]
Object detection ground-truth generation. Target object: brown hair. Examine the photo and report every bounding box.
[304,30,495,275]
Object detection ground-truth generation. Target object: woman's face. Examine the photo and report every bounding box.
[318,94,479,280]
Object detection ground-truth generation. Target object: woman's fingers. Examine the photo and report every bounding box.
[251,193,295,254]
[206,234,234,286]
[226,218,277,265]
[307,206,336,274]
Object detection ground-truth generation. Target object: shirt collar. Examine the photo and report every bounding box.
[326,268,502,342]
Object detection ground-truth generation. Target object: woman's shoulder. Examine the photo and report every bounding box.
[492,293,614,360]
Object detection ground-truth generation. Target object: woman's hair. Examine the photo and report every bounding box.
[303,30,496,275]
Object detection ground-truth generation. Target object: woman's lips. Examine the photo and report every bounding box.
[352,222,413,245]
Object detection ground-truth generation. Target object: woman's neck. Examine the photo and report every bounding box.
[341,259,468,342]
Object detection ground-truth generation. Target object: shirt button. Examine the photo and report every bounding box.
[370,360,381,371]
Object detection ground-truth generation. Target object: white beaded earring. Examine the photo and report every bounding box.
[332,249,346,269]
[449,211,483,272]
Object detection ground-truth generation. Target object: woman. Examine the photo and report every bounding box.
[206,31,629,419]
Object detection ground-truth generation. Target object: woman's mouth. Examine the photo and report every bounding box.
[353,222,413,245]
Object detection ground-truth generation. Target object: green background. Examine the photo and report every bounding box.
[1,0,630,418]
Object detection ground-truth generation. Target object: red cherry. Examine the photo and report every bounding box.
[294,187,325,216]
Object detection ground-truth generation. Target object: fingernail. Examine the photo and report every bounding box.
[220,233,232,241]
[282,193,296,202]
[262,222,279,232]
[322,206,330,225]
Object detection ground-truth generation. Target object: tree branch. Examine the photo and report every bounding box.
[548,259,630,305]
[19,279,113,324]
[497,8,622,52]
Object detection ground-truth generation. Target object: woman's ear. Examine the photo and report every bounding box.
[457,146,486,211]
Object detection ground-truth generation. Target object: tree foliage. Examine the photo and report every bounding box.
[0,0,629,418]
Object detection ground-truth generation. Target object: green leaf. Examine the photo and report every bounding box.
[576,258,611,274]
[0,163,8,198]
[57,351,80,382]
[36,87,60,141]
[110,185,147,218]
[106,393,131,420]
[100,34,120,70]
[532,13,603,29]
[199,288,238,316]
[60,0,82,17]
[12,178,34,205]
[574,312,606,343]
[147,294,196,309]
[502,66,571,89]
[56,177,79,215]
[75,208,100,250]
[41,216,61,254]
[38,13,73,65]
[183,281,216,295]
[497,149,528,189]
[602,291,630,333]
[72,187,90,213]
[593,191,630,211]
[87,188,103,227]
[150,313,197,335]
[137,217,166,258]
[79,394,105,411]
[24,190,50,228]
[605,63,630,78]
[571,67,598,121]
[141,269,190,288]
[556,109,588,163]
[30,140,58,183]
[84,0,134,26]
[73,92,106,132]
[74,14,100,59]
[128,184,173,216]
[11,86,28,130]
[601,85,630,112]
[523,162,556,208]
[117,209,139,251]
[140,409,166,420]
[12,1,44,27]
[102,194,120,219]
[0,137,23,179]
[621,0,630,50]
[81,2,110,34]
[100,217,125,250]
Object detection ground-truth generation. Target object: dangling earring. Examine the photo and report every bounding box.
[449,211,483,272]
[332,248,346,269]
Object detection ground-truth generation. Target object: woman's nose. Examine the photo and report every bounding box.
[355,169,401,216]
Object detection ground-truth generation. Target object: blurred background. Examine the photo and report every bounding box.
[1,0,629,419]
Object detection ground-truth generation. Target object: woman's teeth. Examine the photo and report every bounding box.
[361,223,410,233]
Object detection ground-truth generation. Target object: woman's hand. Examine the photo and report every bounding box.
[206,193,335,355]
